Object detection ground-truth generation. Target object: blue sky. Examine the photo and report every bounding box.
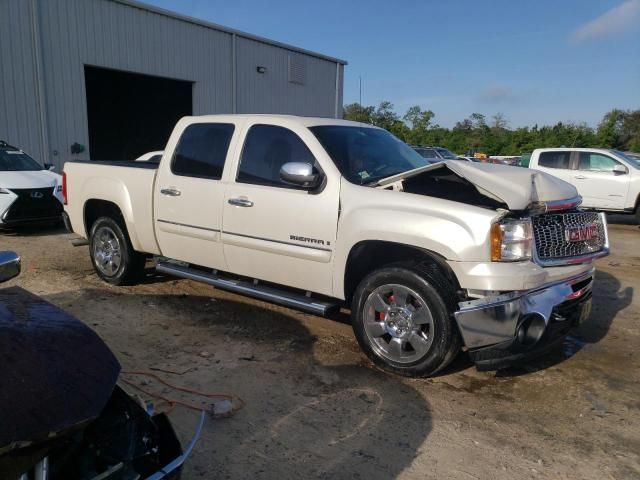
[146,0,639,128]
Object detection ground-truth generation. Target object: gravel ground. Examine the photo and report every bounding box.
[1,216,639,479]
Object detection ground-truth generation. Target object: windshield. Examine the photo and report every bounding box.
[435,147,458,160]
[615,150,640,169]
[0,149,43,172]
[309,126,429,184]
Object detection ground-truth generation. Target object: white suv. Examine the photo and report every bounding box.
[529,148,640,221]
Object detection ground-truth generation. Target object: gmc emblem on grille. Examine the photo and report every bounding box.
[30,191,44,199]
[565,224,599,242]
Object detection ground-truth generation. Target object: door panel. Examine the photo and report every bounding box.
[154,122,235,269]
[222,124,339,295]
[574,152,629,209]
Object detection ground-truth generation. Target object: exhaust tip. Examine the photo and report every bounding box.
[516,313,546,346]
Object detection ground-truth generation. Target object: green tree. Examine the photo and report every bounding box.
[343,103,375,123]
[403,106,434,145]
[342,101,639,155]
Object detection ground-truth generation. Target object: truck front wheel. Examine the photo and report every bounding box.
[89,217,146,285]
[351,264,461,377]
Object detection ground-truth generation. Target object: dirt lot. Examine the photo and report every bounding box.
[1,217,639,479]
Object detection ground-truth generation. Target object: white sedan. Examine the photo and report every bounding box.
[0,141,64,228]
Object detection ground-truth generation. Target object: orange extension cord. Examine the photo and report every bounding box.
[120,370,245,418]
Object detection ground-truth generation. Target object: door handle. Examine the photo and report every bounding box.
[574,175,586,180]
[228,197,254,207]
[160,187,181,196]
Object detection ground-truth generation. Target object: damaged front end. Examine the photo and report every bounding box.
[375,162,609,369]
[0,285,201,480]
[454,270,594,370]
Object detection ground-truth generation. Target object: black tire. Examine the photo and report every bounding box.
[89,216,146,285]
[635,203,640,225]
[351,262,461,377]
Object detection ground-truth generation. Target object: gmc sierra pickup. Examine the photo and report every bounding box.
[63,115,609,376]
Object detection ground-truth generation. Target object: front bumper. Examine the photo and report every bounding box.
[0,187,63,227]
[454,269,594,368]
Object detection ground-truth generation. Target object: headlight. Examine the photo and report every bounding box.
[491,218,533,261]
[0,188,11,194]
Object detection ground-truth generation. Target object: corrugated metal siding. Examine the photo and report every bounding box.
[0,0,344,168]
[336,64,344,118]
[0,0,45,161]
[36,0,233,167]
[236,37,338,118]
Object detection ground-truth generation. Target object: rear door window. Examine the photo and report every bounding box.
[171,123,235,179]
[578,152,619,172]
[237,124,317,188]
[538,151,571,169]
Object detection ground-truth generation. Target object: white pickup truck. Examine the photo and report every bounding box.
[63,115,609,376]
[528,148,640,221]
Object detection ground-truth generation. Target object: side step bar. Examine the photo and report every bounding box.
[156,261,338,316]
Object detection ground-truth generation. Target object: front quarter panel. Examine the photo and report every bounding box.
[333,179,497,299]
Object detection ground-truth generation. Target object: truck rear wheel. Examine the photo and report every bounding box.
[89,216,146,285]
[351,264,461,377]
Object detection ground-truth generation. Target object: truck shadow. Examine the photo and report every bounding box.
[0,224,67,237]
[497,270,632,376]
[606,213,639,226]
[41,288,433,480]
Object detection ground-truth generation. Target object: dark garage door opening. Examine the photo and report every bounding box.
[84,66,193,160]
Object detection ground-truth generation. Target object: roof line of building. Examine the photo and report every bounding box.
[111,0,348,65]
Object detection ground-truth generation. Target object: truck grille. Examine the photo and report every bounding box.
[2,187,62,223]
[532,211,607,264]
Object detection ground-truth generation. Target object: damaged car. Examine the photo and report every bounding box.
[0,251,202,480]
[62,115,608,376]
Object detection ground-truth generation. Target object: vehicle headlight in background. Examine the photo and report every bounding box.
[0,188,11,194]
[491,218,533,261]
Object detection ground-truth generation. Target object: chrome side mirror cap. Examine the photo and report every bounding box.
[613,164,628,175]
[280,162,323,189]
[0,251,20,283]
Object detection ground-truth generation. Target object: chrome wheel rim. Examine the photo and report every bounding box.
[93,226,122,276]
[363,284,435,364]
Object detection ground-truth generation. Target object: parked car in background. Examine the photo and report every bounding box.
[0,250,201,479]
[0,141,63,228]
[624,151,640,164]
[63,114,607,377]
[456,156,478,162]
[136,150,164,163]
[489,156,520,166]
[528,148,640,221]
[410,145,460,162]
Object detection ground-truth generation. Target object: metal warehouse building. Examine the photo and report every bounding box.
[0,0,346,168]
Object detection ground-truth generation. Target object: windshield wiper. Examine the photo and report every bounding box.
[361,171,408,186]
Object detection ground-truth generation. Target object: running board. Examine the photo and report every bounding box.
[156,261,338,316]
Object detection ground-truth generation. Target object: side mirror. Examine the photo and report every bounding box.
[613,164,628,175]
[44,163,55,171]
[280,162,323,189]
[0,251,20,283]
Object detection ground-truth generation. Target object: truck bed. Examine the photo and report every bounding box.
[63,160,160,254]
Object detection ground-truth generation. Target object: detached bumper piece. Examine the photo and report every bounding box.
[6,385,203,480]
[454,270,594,370]
[1,187,62,226]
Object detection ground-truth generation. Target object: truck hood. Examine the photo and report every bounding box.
[377,160,579,211]
[0,287,120,454]
[0,170,61,189]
